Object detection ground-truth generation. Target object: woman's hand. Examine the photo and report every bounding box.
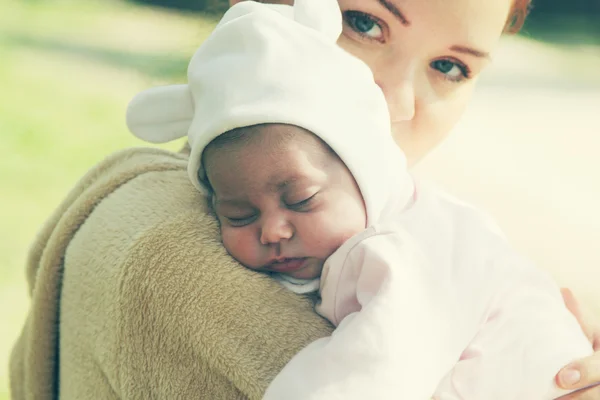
[555,288,600,399]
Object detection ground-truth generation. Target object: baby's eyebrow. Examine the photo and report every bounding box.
[268,176,303,193]
[214,198,250,208]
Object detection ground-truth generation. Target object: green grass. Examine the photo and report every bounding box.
[0,0,216,396]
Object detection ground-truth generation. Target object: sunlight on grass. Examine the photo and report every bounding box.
[0,0,216,395]
[1,0,215,54]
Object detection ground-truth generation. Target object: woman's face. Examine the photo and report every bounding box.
[336,0,512,165]
[229,0,513,166]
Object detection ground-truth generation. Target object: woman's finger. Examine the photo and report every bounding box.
[594,336,600,352]
[561,288,595,343]
[557,353,600,390]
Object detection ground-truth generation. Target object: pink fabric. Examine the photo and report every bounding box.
[265,184,592,400]
[316,224,592,400]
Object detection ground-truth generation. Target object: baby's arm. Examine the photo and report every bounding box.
[264,229,473,400]
[433,253,593,400]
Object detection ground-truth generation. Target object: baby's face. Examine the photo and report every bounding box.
[204,124,367,280]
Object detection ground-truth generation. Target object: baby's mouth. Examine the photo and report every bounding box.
[266,258,308,274]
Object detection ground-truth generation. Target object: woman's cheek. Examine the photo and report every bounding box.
[399,88,474,165]
[336,35,377,67]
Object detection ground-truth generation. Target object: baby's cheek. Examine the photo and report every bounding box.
[221,228,261,269]
[302,214,360,256]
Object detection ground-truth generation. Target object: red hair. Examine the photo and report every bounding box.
[505,0,533,34]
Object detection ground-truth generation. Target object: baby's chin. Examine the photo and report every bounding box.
[285,259,324,280]
[241,257,324,280]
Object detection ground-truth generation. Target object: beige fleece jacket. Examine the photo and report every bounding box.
[9,147,333,400]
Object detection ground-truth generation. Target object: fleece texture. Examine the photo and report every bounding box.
[9,146,332,400]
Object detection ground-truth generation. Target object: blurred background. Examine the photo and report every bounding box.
[0,0,599,397]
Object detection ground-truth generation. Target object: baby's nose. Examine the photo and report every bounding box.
[259,214,294,245]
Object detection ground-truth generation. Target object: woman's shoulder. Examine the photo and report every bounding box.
[14,146,332,399]
[69,162,332,397]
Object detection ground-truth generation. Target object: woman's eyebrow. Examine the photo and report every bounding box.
[450,45,491,60]
[377,0,411,26]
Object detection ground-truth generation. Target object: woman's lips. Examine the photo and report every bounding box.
[267,258,307,273]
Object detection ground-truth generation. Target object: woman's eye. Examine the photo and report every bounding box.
[225,215,257,227]
[287,193,318,211]
[343,11,384,42]
[430,59,470,82]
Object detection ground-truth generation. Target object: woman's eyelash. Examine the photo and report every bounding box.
[431,59,472,83]
[342,10,385,42]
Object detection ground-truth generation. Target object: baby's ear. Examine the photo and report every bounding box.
[126,84,193,144]
[293,0,342,42]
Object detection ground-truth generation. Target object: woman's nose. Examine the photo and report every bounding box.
[377,78,416,122]
[259,214,294,245]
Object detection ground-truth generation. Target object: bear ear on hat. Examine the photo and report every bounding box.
[215,0,262,29]
[293,0,342,42]
[126,84,193,144]
[217,1,295,29]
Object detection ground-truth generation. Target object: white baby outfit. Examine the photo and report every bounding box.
[126,0,593,399]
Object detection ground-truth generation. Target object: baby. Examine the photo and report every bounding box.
[126,0,593,399]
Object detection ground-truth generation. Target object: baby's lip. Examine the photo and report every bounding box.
[266,257,307,273]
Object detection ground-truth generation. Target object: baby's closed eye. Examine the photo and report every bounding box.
[285,192,320,211]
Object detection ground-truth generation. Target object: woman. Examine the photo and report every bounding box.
[245,0,600,397]
[10,0,600,399]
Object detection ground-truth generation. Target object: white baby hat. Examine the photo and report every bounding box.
[126,0,414,225]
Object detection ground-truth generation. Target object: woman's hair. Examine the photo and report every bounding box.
[505,0,533,34]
